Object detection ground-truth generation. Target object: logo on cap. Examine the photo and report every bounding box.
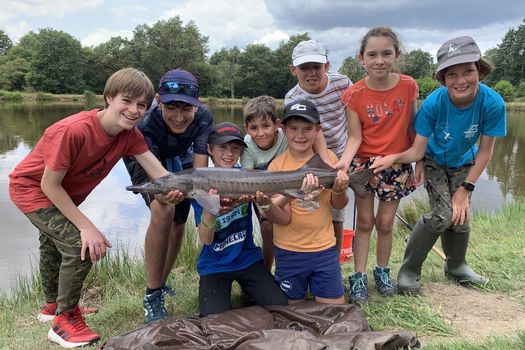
[448,43,461,57]
[290,103,307,111]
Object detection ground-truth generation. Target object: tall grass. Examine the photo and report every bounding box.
[1,201,524,349]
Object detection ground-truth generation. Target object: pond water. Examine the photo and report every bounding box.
[1,103,523,293]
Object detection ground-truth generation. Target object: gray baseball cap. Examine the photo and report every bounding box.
[292,40,328,66]
[436,36,481,73]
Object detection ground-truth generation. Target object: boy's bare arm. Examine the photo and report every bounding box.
[40,167,111,262]
[370,134,428,173]
[255,192,291,226]
[135,151,184,205]
[331,170,349,209]
[334,109,362,171]
[313,131,331,165]
[193,153,209,168]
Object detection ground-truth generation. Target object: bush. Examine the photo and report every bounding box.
[84,90,96,104]
[493,80,515,102]
[35,92,54,101]
[0,90,24,102]
[416,77,441,99]
[515,81,525,98]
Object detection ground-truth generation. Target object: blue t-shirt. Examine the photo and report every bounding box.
[415,83,506,168]
[194,202,263,276]
[124,104,213,182]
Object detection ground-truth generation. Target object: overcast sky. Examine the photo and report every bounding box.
[1,0,523,71]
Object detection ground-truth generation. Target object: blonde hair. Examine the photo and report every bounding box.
[103,68,155,108]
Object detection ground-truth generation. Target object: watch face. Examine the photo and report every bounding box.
[462,182,475,191]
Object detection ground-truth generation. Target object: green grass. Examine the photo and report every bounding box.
[1,201,524,349]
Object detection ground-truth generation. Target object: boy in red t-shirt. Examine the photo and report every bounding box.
[9,68,179,348]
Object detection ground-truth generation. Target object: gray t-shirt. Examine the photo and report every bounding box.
[240,128,288,170]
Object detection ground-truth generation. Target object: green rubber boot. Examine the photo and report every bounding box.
[441,229,488,286]
[397,218,441,295]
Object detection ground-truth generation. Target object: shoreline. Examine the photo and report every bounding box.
[1,93,524,110]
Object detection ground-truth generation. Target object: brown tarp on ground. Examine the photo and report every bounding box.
[101,301,419,349]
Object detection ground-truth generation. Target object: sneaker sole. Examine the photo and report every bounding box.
[47,328,100,348]
[38,310,97,323]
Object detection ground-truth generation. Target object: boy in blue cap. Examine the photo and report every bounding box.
[124,69,213,323]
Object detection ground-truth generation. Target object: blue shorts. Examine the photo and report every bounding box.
[273,245,344,300]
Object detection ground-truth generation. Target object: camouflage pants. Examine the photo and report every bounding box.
[25,206,93,313]
[422,157,472,234]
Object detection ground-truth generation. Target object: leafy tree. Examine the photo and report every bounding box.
[398,49,434,79]
[84,36,135,93]
[493,80,515,101]
[0,56,30,91]
[236,43,276,98]
[209,47,241,98]
[0,30,13,54]
[416,77,441,99]
[339,56,366,83]
[130,17,209,84]
[26,28,86,93]
[271,33,310,98]
[516,80,525,98]
[484,19,525,86]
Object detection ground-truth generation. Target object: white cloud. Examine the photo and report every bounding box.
[161,0,276,52]
[0,0,104,18]
[254,30,290,49]
[81,28,134,47]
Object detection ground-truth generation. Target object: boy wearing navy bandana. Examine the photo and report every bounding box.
[372,36,507,295]
[124,69,213,323]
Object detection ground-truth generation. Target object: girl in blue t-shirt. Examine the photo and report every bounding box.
[371,36,506,295]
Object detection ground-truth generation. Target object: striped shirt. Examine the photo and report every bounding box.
[285,73,352,158]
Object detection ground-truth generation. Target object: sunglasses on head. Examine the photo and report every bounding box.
[159,81,199,98]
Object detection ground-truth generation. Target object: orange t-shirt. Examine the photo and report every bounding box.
[341,74,418,157]
[268,150,338,252]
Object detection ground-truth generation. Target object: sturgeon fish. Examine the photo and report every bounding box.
[127,154,375,215]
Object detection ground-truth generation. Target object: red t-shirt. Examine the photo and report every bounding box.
[9,109,149,213]
[341,74,418,157]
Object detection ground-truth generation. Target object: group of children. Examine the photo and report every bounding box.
[8,26,506,348]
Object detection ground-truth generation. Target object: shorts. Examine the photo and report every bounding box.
[350,155,415,201]
[273,245,344,300]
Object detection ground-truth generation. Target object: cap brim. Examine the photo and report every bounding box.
[281,114,319,124]
[437,53,481,73]
[293,54,327,67]
[210,135,247,147]
[159,93,201,107]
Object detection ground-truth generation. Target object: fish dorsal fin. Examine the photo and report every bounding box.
[302,154,334,170]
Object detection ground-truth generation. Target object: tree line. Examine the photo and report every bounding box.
[0,17,524,101]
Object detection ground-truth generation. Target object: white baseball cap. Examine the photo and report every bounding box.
[292,40,328,66]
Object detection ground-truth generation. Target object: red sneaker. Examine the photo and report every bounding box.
[38,303,98,322]
[48,307,100,348]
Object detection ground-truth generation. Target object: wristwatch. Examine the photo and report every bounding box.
[259,203,272,212]
[461,181,475,192]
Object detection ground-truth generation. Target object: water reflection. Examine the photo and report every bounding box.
[0,103,522,293]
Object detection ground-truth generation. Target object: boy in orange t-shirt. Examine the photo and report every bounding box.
[256,100,349,305]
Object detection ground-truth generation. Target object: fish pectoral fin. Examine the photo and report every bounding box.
[193,189,221,216]
[348,168,376,197]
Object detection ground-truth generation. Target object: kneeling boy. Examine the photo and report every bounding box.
[195,122,287,316]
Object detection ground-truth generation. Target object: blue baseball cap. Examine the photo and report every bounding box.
[158,69,201,106]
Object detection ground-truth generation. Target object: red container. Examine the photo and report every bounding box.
[340,229,354,263]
